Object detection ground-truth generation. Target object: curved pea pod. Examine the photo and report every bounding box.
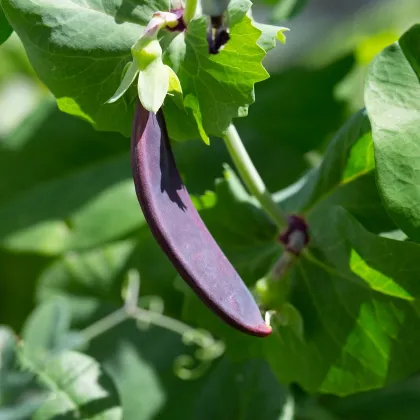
[131,102,271,337]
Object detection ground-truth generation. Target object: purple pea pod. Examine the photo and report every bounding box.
[131,101,271,337]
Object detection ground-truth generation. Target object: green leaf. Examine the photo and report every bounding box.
[365,24,420,241]
[310,207,420,300]
[0,326,44,412]
[281,109,372,213]
[106,61,139,105]
[254,23,289,51]
[32,351,122,420]
[310,172,396,234]
[1,0,165,136]
[341,131,375,182]
[0,153,144,255]
[21,298,71,367]
[265,206,420,396]
[163,0,273,141]
[183,94,210,144]
[0,4,13,45]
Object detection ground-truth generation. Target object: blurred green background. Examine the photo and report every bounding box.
[1,0,420,418]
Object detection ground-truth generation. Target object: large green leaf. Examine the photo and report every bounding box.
[0,3,13,45]
[264,206,420,396]
[32,351,122,420]
[365,24,420,241]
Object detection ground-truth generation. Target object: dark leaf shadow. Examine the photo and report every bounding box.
[157,112,187,211]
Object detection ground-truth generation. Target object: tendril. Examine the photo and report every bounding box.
[173,329,225,380]
[124,271,225,379]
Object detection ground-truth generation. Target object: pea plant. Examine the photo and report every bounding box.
[0,0,420,418]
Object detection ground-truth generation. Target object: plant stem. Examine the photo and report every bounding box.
[79,308,128,344]
[270,251,296,281]
[223,124,287,230]
[132,307,193,336]
[183,0,198,24]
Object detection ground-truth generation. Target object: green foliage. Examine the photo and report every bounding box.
[32,350,122,419]
[365,24,420,240]
[2,0,283,140]
[0,3,13,45]
[20,298,71,366]
[1,0,420,418]
[164,0,279,141]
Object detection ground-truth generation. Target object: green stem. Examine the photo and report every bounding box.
[183,0,198,24]
[132,307,193,336]
[223,124,287,230]
[79,308,128,344]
